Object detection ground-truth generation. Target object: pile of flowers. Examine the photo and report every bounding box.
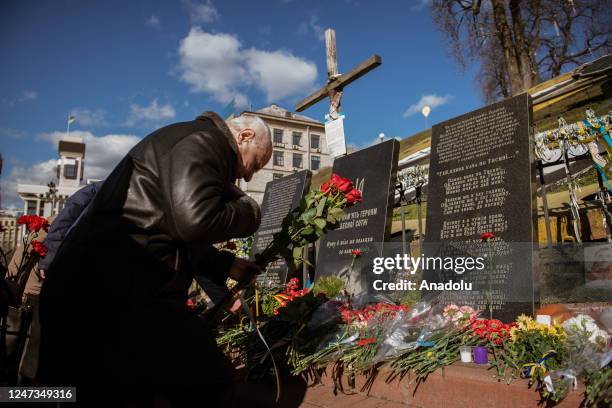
[217,279,610,407]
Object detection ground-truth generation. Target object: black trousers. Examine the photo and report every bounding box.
[39,300,236,407]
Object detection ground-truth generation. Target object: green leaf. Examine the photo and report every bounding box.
[329,207,345,218]
[302,225,314,235]
[300,208,317,222]
[315,196,327,217]
[313,217,327,230]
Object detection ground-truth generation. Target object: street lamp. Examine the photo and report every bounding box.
[421,105,431,129]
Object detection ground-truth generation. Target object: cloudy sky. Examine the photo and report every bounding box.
[0,0,482,208]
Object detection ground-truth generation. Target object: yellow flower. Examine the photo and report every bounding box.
[426,351,433,358]
[516,314,532,330]
[510,327,518,341]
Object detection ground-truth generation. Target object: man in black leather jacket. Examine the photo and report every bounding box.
[38,112,272,406]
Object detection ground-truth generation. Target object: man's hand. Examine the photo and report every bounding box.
[228,258,261,283]
[228,292,243,314]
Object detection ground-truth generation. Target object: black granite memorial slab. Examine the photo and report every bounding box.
[423,93,538,322]
[316,139,400,296]
[252,170,312,287]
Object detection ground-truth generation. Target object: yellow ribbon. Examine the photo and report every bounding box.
[520,350,557,379]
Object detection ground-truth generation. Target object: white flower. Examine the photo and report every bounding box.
[563,314,610,346]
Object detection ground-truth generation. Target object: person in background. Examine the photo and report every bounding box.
[17,181,101,383]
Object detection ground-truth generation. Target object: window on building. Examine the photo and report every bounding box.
[292,132,302,146]
[293,153,302,168]
[273,173,284,180]
[311,134,320,149]
[311,155,321,171]
[64,158,78,179]
[273,128,283,144]
[273,151,284,166]
[26,200,37,215]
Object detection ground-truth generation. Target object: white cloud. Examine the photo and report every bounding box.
[145,15,161,29]
[70,107,108,127]
[1,130,141,207]
[177,28,318,105]
[1,159,57,208]
[245,49,317,102]
[178,28,247,105]
[184,0,219,24]
[126,99,176,127]
[297,14,325,41]
[403,94,453,117]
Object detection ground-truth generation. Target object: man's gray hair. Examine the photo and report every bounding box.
[227,115,272,151]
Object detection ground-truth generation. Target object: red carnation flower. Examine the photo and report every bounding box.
[31,241,48,257]
[351,249,361,257]
[18,215,31,225]
[186,299,196,309]
[357,337,376,347]
[28,216,49,233]
[18,215,49,233]
[480,232,495,241]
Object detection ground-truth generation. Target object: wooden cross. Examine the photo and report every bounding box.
[295,28,381,118]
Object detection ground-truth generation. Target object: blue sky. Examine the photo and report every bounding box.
[0,0,482,208]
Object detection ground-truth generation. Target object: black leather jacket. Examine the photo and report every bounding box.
[44,111,260,303]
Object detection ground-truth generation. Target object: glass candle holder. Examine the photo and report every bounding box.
[473,345,488,364]
[459,346,472,363]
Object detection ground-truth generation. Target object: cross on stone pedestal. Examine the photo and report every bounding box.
[295,28,381,118]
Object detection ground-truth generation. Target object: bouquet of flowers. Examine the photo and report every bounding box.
[255,173,362,272]
[0,215,49,308]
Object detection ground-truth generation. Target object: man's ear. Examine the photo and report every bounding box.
[238,128,255,143]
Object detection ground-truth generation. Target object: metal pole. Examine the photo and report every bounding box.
[416,186,424,252]
[400,193,407,259]
[561,142,582,243]
[537,160,553,250]
[595,169,612,242]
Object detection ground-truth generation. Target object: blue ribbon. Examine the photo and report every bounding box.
[583,117,612,150]
[521,350,557,379]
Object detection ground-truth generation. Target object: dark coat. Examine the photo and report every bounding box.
[38,181,102,271]
[38,112,261,401]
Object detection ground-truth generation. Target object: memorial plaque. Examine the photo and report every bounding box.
[252,170,312,286]
[423,93,538,322]
[316,139,400,295]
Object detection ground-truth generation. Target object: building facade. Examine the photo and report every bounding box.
[17,135,87,218]
[0,209,20,253]
[238,104,333,203]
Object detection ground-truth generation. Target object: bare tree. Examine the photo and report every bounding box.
[432,0,611,102]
